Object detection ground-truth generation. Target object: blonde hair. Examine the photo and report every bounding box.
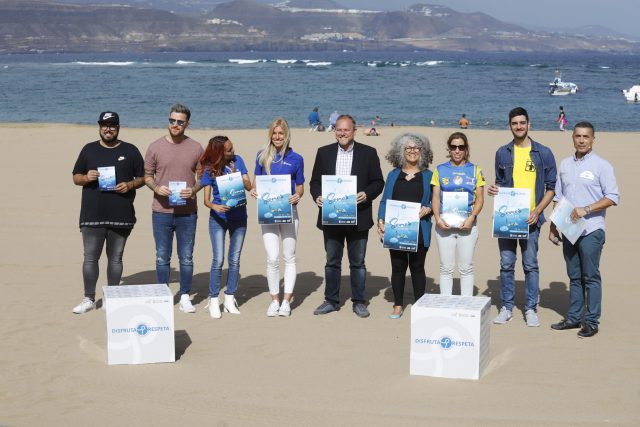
[258,118,291,175]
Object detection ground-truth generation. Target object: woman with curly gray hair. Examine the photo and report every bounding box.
[377,133,434,319]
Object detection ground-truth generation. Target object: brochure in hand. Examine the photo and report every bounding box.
[98,166,116,191]
[168,181,187,206]
[441,191,468,228]
[549,197,586,244]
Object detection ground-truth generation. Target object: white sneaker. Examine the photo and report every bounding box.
[179,294,196,313]
[266,300,280,317]
[278,300,291,317]
[525,309,540,327]
[72,297,95,314]
[206,297,221,319]
[493,307,512,324]
[223,294,240,314]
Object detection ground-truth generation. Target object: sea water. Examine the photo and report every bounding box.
[1,51,638,131]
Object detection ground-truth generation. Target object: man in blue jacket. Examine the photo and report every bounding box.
[488,107,557,327]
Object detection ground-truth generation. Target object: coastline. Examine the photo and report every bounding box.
[0,123,637,426]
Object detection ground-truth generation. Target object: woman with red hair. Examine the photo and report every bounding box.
[199,136,252,318]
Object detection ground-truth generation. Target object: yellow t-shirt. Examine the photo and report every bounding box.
[513,145,536,210]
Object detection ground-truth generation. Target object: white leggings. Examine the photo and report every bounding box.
[435,224,479,296]
[261,207,299,295]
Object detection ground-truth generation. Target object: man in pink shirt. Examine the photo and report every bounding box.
[144,103,204,313]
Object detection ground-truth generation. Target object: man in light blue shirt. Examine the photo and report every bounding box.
[549,121,619,338]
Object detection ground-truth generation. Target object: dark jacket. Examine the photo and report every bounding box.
[494,138,557,225]
[377,167,433,247]
[310,141,385,231]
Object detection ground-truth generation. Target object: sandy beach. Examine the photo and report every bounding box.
[0,122,637,426]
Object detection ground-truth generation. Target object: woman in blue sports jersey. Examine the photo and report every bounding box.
[431,132,485,296]
[199,135,252,318]
[250,118,305,317]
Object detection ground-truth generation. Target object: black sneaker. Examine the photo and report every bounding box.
[577,324,598,338]
[550,320,581,330]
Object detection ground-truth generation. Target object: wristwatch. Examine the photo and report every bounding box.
[584,205,591,215]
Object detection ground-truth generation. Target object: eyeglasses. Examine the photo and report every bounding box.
[405,146,420,152]
[169,118,186,127]
[449,144,466,151]
[100,124,118,130]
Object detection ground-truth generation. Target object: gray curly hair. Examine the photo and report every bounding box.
[385,132,433,169]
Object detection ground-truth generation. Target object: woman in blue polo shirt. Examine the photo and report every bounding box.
[199,135,252,318]
[431,132,485,296]
[250,118,305,317]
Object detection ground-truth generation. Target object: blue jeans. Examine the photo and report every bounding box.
[323,228,369,306]
[152,211,197,295]
[208,216,247,297]
[562,229,605,327]
[498,225,540,311]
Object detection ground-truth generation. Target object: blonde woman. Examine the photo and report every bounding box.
[250,118,305,317]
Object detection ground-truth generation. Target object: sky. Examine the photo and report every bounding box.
[338,0,640,37]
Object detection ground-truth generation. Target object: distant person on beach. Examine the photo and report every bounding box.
[488,107,557,327]
[199,135,252,318]
[310,114,385,318]
[557,106,567,131]
[250,118,305,317]
[328,110,339,131]
[431,132,485,297]
[549,121,619,338]
[71,112,145,314]
[144,103,204,314]
[458,114,469,129]
[308,107,321,130]
[377,133,433,319]
[364,127,380,136]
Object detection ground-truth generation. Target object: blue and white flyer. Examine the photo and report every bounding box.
[492,187,530,239]
[97,166,116,191]
[549,197,586,244]
[256,175,292,224]
[321,175,357,225]
[168,181,187,206]
[216,172,246,208]
[441,191,468,228]
[383,200,420,252]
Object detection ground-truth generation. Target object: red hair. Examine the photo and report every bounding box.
[198,135,229,178]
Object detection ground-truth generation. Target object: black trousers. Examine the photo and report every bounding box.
[389,245,427,306]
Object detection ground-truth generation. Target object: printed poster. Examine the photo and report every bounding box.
[383,200,420,252]
[441,191,468,228]
[216,171,246,208]
[256,175,292,224]
[549,197,586,245]
[492,187,530,239]
[321,175,357,225]
[98,166,116,191]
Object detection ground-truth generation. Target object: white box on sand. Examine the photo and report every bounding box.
[410,294,491,380]
[103,284,175,365]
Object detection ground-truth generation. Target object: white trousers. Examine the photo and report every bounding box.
[435,224,479,296]
[261,207,299,295]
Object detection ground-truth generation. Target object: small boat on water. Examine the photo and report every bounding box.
[622,85,640,102]
[549,70,579,96]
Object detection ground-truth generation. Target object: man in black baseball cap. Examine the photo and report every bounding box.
[71,111,145,314]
